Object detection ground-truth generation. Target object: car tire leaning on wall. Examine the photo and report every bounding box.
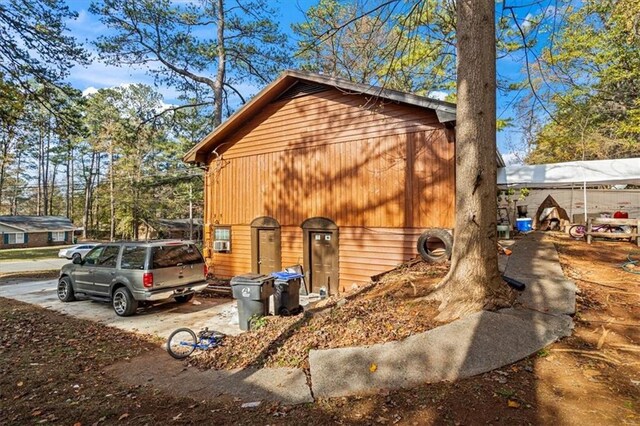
[417,229,453,263]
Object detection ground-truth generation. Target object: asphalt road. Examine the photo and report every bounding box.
[0,257,70,274]
[0,277,242,339]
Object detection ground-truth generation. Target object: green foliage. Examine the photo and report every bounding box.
[82,85,204,239]
[527,0,640,163]
[293,0,456,96]
[249,315,267,330]
[0,0,88,109]
[90,0,292,125]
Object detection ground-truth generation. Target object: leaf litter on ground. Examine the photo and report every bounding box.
[191,260,448,371]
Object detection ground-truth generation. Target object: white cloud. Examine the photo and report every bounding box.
[428,90,448,101]
[521,13,534,31]
[82,86,99,97]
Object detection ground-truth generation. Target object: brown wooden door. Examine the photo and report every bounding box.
[258,229,277,274]
[310,232,336,294]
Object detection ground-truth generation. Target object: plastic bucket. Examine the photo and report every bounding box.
[516,218,533,232]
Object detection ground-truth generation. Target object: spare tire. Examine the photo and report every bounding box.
[417,229,453,263]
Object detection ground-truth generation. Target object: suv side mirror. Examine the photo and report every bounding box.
[73,256,83,265]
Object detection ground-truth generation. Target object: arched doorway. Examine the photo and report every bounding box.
[251,216,281,274]
[301,217,339,295]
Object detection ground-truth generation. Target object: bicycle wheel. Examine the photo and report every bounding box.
[167,328,197,359]
[568,225,585,239]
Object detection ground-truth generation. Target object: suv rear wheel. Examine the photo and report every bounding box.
[112,287,138,316]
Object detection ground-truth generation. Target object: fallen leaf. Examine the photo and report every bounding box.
[32,410,42,417]
[507,400,521,408]
[370,363,378,373]
[118,413,129,421]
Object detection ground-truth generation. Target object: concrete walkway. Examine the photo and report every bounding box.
[309,232,575,397]
[101,233,577,403]
[107,349,314,404]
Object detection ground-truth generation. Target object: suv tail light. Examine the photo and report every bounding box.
[143,272,154,288]
[203,264,209,278]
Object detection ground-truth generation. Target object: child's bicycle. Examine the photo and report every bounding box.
[166,327,225,359]
[568,223,625,239]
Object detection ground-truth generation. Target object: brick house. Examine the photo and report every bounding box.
[0,216,76,249]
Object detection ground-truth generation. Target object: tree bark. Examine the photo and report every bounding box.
[213,0,226,127]
[109,144,115,242]
[66,140,72,219]
[431,0,513,321]
[0,129,10,210]
[82,151,96,239]
[49,163,57,215]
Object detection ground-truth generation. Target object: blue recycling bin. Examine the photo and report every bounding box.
[271,271,304,316]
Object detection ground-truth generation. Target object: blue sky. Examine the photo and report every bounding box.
[63,0,544,163]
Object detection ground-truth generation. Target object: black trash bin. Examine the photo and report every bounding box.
[231,273,274,331]
[271,271,303,316]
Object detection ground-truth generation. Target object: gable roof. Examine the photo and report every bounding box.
[0,215,76,232]
[183,70,459,164]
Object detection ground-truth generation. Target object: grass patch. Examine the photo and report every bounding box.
[0,246,66,262]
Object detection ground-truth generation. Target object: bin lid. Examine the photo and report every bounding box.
[271,271,304,280]
[230,273,274,285]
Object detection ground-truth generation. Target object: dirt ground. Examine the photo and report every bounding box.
[1,233,639,425]
[193,261,447,371]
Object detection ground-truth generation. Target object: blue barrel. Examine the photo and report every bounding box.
[516,218,533,232]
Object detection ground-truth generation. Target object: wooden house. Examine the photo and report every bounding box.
[184,70,504,295]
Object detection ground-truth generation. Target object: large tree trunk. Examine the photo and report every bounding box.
[432,0,513,321]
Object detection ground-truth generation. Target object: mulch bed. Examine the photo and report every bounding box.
[191,261,449,371]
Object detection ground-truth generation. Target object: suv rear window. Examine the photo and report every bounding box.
[151,244,203,269]
[121,246,148,270]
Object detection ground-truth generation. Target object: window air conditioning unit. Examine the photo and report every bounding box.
[213,240,230,252]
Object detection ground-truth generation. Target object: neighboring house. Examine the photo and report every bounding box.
[139,218,203,241]
[0,215,76,249]
[184,70,504,295]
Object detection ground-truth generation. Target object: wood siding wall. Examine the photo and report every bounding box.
[211,225,428,289]
[206,88,455,287]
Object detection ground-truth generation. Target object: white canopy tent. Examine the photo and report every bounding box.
[497,157,640,222]
[497,157,640,188]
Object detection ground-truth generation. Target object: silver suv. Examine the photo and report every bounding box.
[57,240,208,316]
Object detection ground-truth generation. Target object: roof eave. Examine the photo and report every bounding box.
[0,222,27,232]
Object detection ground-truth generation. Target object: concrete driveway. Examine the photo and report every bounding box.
[0,277,242,339]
